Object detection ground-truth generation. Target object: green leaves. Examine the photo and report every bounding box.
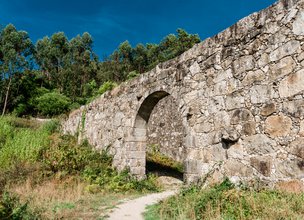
[35,92,71,116]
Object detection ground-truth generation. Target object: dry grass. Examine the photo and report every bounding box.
[145,181,304,220]
[8,176,140,219]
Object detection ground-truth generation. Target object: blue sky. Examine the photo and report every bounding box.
[0,0,276,58]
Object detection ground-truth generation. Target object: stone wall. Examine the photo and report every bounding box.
[63,0,304,189]
[147,96,185,162]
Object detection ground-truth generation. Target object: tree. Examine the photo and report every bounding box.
[0,24,33,116]
[35,32,69,92]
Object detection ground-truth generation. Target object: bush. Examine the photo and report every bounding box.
[35,92,71,116]
[0,192,40,219]
[12,103,27,117]
[127,71,140,80]
[98,81,117,95]
[42,134,159,192]
[41,135,112,175]
[42,119,60,134]
[145,179,304,220]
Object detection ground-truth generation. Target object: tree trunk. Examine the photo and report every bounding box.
[1,77,12,116]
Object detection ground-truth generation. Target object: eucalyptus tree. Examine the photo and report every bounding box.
[35,32,69,92]
[0,24,33,116]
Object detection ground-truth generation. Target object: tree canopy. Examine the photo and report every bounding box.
[0,24,200,117]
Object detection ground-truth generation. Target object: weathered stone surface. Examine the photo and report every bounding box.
[289,137,304,159]
[226,92,245,110]
[261,103,276,116]
[277,159,304,178]
[269,56,296,80]
[292,11,304,35]
[62,0,304,184]
[221,128,240,142]
[242,70,265,86]
[147,96,185,162]
[270,40,300,62]
[232,55,255,77]
[265,115,292,137]
[243,122,256,136]
[250,85,272,104]
[250,156,272,176]
[224,160,253,177]
[243,134,276,155]
[230,109,254,125]
[279,69,304,98]
[283,100,304,118]
[276,180,304,193]
[300,120,304,136]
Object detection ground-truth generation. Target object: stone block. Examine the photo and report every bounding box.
[277,159,304,178]
[270,40,300,62]
[289,137,304,159]
[243,134,276,155]
[250,85,272,104]
[269,56,296,81]
[261,103,276,116]
[189,61,201,75]
[232,55,255,78]
[226,92,245,110]
[224,160,253,177]
[292,10,304,35]
[300,120,304,136]
[230,109,254,125]
[242,70,265,86]
[250,156,272,176]
[243,122,256,136]
[282,100,304,118]
[265,115,292,137]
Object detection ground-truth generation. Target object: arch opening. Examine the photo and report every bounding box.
[131,91,185,181]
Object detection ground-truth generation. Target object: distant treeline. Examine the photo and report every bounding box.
[0,24,200,116]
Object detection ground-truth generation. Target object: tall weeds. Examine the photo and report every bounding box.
[145,179,304,220]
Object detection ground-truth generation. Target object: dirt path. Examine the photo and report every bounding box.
[107,190,177,220]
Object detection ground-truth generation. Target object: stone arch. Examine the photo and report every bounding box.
[128,90,185,179]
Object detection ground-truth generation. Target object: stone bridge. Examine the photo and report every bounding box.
[63,0,304,187]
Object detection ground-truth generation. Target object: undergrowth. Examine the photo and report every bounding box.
[146,144,183,174]
[0,116,159,219]
[145,178,304,220]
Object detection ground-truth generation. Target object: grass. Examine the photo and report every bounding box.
[0,116,159,219]
[146,144,183,174]
[144,179,304,220]
[8,176,142,219]
[0,116,53,170]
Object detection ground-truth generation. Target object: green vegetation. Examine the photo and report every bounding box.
[0,116,159,219]
[144,179,304,220]
[0,191,40,220]
[146,144,183,174]
[0,24,200,117]
[98,81,118,95]
[35,92,71,116]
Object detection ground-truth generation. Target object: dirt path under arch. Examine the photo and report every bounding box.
[106,190,177,220]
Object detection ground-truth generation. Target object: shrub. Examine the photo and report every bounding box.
[0,192,40,219]
[145,179,304,220]
[127,71,140,80]
[12,103,27,117]
[42,134,159,192]
[98,81,117,95]
[35,92,71,116]
[41,135,112,175]
[42,119,60,134]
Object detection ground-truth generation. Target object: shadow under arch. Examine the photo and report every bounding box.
[129,90,183,179]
